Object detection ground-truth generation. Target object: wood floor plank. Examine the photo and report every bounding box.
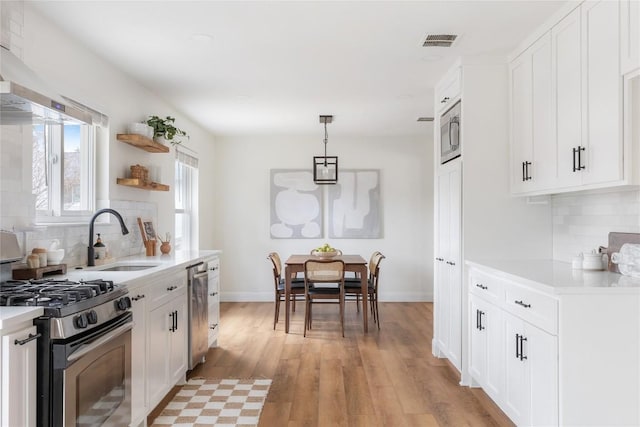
[186,302,514,427]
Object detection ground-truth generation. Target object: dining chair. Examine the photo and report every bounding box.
[303,259,346,337]
[344,252,385,329]
[267,252,305,330]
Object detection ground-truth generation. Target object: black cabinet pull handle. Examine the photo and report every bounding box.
[520,336,528,360]
[479,311,485,330]
[210,323,218,330]
[174,310,178,331]
[476,309,480,330]
[514,300,531,308]
[210,292,218,297]
[522,161,526,182]
[516,333,521,359]
[169,312,174,332]
[525,161,532,181]
[167,285,178,291]
[14,333,41,346]
[578,146,585,170]
[441,96,450,104]
[572,147,577,172]
[475,283,488,290]
[446,261,456,266]
[132,294,146,301]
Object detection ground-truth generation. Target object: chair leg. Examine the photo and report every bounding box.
[374,294,380,330]
[292,295,296,312]
[356,294,360,313]
[304,297,309,337]
[274,297,280,330]
[340,289,345,338]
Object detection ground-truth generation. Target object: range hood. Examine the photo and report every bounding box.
[0,45,92,125]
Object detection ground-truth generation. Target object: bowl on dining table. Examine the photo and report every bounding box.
[312,249,338,258]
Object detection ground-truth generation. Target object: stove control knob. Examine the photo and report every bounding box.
[87,310,98,324]
[115,296,132,311]
[74,313,88,329]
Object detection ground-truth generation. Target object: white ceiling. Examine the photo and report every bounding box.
[29,0,568,137]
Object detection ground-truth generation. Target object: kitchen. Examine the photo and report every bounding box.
[0,0,639,426]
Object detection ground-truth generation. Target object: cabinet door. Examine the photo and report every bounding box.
[510,51,533,193]
[168,294,188,386]
[553,6,583,188]
[130,289,148,425]
[1,326,37,427]
[528,323,558,427]
[207,259,220,348]
[147,303,171,409]
[582,0,622,185]
[621,0,640,74]
[503,312,529,426]
[434,164,462,371]
[469,296,487,383]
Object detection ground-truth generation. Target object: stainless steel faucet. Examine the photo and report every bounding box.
[87,209,129,266]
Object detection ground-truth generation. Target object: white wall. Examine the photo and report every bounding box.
[552,188,640,262]
[0,3,218,262]
[213,133,434,302]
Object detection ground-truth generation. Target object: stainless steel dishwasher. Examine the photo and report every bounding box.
[186,261,208,369]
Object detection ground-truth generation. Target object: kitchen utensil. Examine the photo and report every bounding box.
[32,248,47,267]
[47,249,65,265]
[606,232,640,273]
[611,243,640,278]
[582,251,605,270]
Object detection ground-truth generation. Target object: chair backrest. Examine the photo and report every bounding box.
[267,252,282,288]
[370,252,385,286]
[304,259,345,284]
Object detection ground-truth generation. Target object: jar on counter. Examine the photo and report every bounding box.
[32,248,47,267]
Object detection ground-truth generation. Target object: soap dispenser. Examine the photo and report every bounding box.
[93,234,106,260]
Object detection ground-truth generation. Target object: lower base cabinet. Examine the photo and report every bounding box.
[1,325,38,426]
[468,262,640,426]
[206,256,220,348]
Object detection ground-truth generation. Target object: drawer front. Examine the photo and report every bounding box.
[469,269,504,305]
[504,281,558,335]
[148,270,187,309]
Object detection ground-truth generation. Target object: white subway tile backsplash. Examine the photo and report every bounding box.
[553,188,640,262]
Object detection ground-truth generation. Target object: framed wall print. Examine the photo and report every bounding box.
[328,169,382,238]
[270,169,323,239]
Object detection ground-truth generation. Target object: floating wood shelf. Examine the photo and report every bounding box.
[117,178,170,191]
[116,134,169,153]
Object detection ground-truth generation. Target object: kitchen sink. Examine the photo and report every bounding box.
[96,264,159,272]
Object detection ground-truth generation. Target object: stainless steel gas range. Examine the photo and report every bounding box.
[0,278,132,427]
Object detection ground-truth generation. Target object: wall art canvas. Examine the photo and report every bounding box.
[328,169,382,238]
[270,169,323,239]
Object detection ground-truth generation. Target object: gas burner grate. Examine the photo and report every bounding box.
[0,279,117,307]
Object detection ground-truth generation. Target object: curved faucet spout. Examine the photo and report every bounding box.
[87,208,130,266]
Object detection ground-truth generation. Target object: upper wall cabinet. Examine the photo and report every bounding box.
[621,0,640,74]
[435,67,461,114]
[510,33,555,194]
[509,0,626,195]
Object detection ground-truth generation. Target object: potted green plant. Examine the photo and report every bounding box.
[145,116,188,145]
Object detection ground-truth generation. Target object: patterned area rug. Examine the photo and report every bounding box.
[151,378,272,427]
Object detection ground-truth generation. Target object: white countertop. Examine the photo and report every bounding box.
[0,307,43,332]
[63,250,221,286]
[0,250,221,332]
[466,259,640,295]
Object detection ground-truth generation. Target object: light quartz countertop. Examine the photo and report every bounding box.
[466,259,640,295]
[0,307,44,332]
[0,250,221,332]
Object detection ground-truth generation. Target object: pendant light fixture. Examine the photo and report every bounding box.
[313,115,338,185]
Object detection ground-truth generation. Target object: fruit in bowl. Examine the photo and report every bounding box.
[312,243,338,258]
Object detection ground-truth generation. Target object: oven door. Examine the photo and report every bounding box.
[55,314,132,427]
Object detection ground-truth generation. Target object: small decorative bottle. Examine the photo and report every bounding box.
[94,234,106,259]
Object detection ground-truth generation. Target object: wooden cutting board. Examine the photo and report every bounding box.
[606,232,640,273]
[12,264,67,280]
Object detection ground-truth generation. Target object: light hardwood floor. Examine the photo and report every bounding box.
[187,301,514,427]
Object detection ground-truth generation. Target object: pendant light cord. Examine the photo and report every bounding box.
[323,119,328,165]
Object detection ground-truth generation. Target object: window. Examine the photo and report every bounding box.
[175,148,199,250]
[32,122,95,221]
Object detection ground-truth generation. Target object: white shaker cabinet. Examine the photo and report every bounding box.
[433,161,462,371]
[621,0,640,74]
[434,67,461,114]
[1,325,38,427]
[146,269,188,411]
[469,294,503,405]
[129,285,149,427]
[205,256,220,348]
[510,32,554,194]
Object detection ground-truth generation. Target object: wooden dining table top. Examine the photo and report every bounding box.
[284,254,367,265]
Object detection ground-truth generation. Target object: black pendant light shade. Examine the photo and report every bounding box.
[314,115,338,185]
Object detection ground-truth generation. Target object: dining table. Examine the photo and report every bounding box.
[283,254,369,333]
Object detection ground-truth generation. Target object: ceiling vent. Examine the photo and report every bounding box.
[422,34,458,48]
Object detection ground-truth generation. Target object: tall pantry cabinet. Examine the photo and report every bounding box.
[432,59,552,383]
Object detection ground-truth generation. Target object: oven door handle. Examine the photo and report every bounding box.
[67,322,133,363]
